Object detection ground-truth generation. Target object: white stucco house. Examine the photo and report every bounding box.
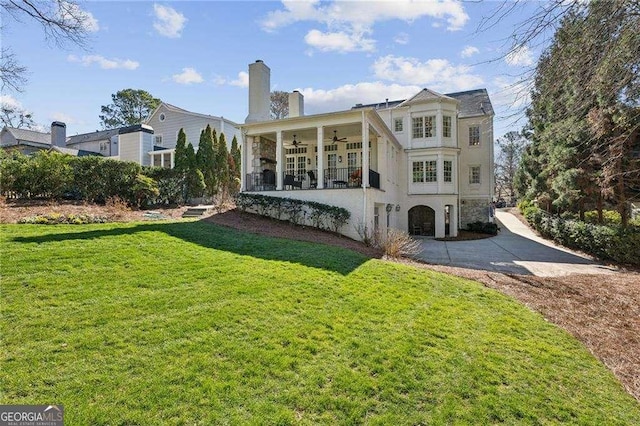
[144,103,241,168]
[240,60,494,240]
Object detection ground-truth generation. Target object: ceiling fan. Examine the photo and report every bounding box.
[331,130,348,143]
[289,134,307,147]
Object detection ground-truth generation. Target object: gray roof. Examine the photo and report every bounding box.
[66,128,119,146]
[49,146,102,157]
[3,127,51,145]
[445,89,494,118]
[352,88,493,118]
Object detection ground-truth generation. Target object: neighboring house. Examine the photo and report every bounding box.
[67,124,155,165]
[145,102,241,168]
[0,122,66,155]
[240,60,494,240]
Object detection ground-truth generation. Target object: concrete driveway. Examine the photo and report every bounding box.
[414,210,618,277]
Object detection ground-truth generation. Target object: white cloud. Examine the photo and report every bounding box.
[67,54,139,70]
[0,94,23,110]
[214,71,248,88]
[153,4,187,38]
[304,29,375,53]
[172,67,204,85]
[372,55,484,91]
[262,0,468,53]
[461,45,479,58]
[394,32,409,45]
[59,1,99,32]
[505,45,534,67]
[262,0,468,32]
[51,112,78,124]
[299,82,421,114]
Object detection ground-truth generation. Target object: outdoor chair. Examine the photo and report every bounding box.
[284,174,303,189]
[307,171,318,188]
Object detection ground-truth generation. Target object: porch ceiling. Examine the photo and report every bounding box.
[257,123,375,147]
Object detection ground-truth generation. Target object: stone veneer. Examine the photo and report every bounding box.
[252,136,276,173]
[460,198,491,227]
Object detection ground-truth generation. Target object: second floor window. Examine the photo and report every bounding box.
[412,116,436,138]
[443,116,452,137]
[394,118,403,132]
[412,160,437,183]
[154,135,163,146]
[412,161,424,183]
[469,126,480,146]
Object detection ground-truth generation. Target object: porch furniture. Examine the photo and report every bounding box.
[263,169,276,190]
[284,174,303,189]
[307,171,318,188]
[422,222,432,236]
[412,224,422,235]
[332,180,347,188]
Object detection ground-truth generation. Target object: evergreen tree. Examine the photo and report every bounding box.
[230,135,241,180]
[196,124,216,197]
[174,128,188,173]
[215,133,230,196]
[185,142,205,198]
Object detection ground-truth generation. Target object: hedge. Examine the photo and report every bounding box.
[519,201,640,265]
[236,192,350,233]
[0,151,184,207]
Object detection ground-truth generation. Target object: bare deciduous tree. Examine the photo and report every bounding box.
[1,0,93,92]
[270,91,289,120]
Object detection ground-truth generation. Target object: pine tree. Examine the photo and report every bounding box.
[230,135,241,179]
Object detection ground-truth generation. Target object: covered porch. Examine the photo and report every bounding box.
[241,109,394,193]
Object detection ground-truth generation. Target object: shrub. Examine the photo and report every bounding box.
[18,213,109,225]
[381,228,421,259]
[519,203,640,265]
[466,221,499,235]
[235,193,350,233]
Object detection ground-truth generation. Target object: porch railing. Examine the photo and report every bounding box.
[245,168,380,191]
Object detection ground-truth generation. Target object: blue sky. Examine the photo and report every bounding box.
[2,1,540,138]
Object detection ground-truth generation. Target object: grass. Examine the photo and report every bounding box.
[1,220,639,425]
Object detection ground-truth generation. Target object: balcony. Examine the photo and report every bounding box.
[245,168,380,192]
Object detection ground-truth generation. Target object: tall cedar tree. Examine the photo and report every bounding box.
[215,133,230,196]
[230,136,241,179]
[174,128,188,173]
[185,142,205,198]
[196,125,217,196]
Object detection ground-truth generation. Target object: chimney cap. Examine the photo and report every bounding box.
[51,121,66,127]
[255,59,263,63]
[292,90,299,93]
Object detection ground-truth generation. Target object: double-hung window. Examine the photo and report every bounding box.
[412,115,436,138]
[412,160,437,183]
[469,166,481,184]
[443,116,452,138]
[444,160,453,183]
[469,126,480,146]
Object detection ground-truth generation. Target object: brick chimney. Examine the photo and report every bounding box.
[51,121,66,147]
[288,90,304,118]
[245,60,271,123]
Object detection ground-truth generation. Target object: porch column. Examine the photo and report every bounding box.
[317,126,324,189]
[276,130,283,190]
[170,151,175,169]
[160,153,165,168]
[361,112,370,188]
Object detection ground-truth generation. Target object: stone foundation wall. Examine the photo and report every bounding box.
[460,198,491,228]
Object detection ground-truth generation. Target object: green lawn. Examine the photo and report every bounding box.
[1,221,638,425]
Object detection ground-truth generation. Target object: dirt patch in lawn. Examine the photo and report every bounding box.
[0,198,190,223]
[2,201,637,402]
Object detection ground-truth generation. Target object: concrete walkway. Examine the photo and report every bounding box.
[414,210,618,277]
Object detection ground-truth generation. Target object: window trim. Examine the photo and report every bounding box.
[159,113,166,122]
[443,116,452,138]
[394,117,404,133]
[444,160,453,183]
[412,115,436,139]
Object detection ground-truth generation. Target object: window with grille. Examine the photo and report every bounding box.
[394,118,403,132]
[443,116,452,137]
[444,160,453,182]
[154,135,163,146]
[297,156,306,180]
[412,161,424,183]
[469,126,480,146]
[425,160,437,182]
[412,117,424,138]
[469,165,481,184]
[286,157,295,175]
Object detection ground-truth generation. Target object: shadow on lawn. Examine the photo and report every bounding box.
[11,221,370,275]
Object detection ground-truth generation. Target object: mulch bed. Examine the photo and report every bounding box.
[2,201,638,402]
